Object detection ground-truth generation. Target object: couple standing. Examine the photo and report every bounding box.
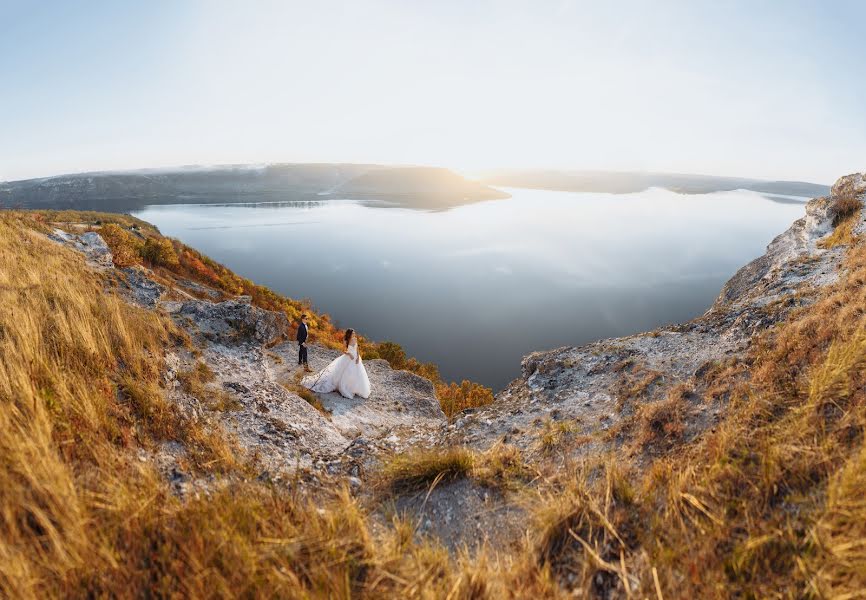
[296,314,371,400]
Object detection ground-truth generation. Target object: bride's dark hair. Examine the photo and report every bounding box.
[344,328,355,348]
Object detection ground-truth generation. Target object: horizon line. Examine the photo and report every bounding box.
[0,161,835,187]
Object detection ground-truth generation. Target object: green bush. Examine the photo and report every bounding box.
[374,341,407,369]
[141,237,179,267]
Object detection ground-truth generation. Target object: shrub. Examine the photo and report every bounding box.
[374,341,408,369]
[831,192,862,226]
[141,237,179,267]
[820,192,863,248]
[437,380,495,418]
[99,223,142,267]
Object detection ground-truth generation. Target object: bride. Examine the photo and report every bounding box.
[304,329,371,399]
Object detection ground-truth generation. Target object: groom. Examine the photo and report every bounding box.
[297,314,312,372]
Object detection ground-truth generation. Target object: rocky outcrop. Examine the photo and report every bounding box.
[119,265,166,308]
[831,171,866,199]
[160,298,445,475]
[48,228,114,269]
[272,343,444,438]
[172,296,289,346]
[165,343,349,474]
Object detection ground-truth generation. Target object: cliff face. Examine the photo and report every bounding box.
[445,173,865,460]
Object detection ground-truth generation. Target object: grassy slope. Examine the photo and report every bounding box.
[0,211,461,598]
[2,198,865,598]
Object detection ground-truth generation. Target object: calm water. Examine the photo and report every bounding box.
[133,187,806,390]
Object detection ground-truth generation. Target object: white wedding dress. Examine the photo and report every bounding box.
[304,341,371,399]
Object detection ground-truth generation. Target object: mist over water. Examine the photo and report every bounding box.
[134,187,806,390]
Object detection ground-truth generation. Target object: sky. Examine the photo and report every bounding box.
[1,0,864,184]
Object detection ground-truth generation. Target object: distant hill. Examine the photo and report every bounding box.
[0,163,508,212]
[481,169,830,198]
[0,164,379,212]
[1,165,830,213]
[330,166,510,208]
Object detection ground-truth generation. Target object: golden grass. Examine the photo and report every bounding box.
[528,460,640,597]
[819,211,857,248]
[377,443,534,497]
[536,419,590,456]
[473,442,535,489]
[0,212,377,597]
[634,383,692,449]
[819,192,862,248]
[615,234,866,597]
[613,362,665,411]
[377,447,476,494]
[5,201,866,598]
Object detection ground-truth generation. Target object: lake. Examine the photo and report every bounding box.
[133,187,807,391]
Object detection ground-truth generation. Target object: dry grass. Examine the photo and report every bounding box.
[530,461,640,597]
[635,383,692,449]
[377,444,534,497]
[536,419,591,456]
[473,442,535,489]
[619,233,866,597]
[0,212,238,595]
[5,201,866,598]
[819,192,862,248]
[177,360,242,412]
[377,447,476,495]
[613,362,665,411]
[294,384,332,416]
[819,212,857,248]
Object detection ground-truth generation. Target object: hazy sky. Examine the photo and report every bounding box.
[1,0,864,183]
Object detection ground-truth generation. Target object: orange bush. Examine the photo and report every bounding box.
[436,380,495,418]
[99,223,142,267]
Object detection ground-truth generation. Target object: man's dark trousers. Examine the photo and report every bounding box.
[297,321,309,365]
[298,343,307,365]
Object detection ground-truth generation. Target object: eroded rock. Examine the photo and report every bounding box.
[177,296,289,346]
[48,228,114,269]
[120,265,165,308]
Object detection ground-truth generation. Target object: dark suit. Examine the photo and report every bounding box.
[297,321,308,365]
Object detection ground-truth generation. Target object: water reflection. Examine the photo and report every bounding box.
[134,187,807,390]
